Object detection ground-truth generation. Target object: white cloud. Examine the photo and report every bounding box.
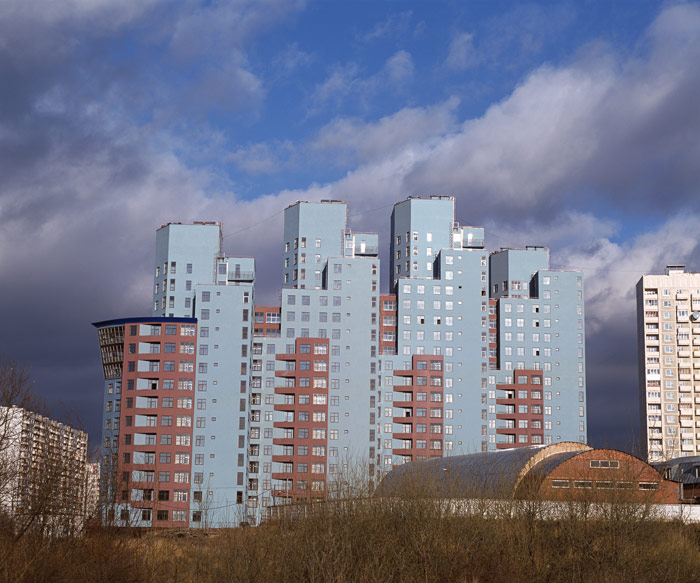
[273,42,314,77]
[228,141,294,174]
[192,54,265,114]
[310,63,361,109]
[556,214,700,336]
[384,50,414,84]
[406,63,616,210]
[445,32,476,70]
[0,0,164,29]
[359,11,414,42]
[482,211,618,252]
[309,50,415,113]
[295,4,700,227]
[311,98,458,166]
[168,0,306,59]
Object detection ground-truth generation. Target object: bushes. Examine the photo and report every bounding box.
[1,499,699,582]
[0,528,144,583]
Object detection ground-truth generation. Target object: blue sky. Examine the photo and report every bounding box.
[1,0,700,453]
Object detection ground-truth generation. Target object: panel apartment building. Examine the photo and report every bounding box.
[637,265,700,462]
[95,196,586,527]
[0,406,89,535]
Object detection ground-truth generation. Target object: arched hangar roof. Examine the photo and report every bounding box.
[377,442,592,498]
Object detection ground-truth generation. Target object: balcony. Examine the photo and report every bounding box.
[462,238,485,248]
[227,271,254,282]
[355,246,378,256]
[497,405,515,415]
[392,424,413,436]
[393,414,416,423]
[272,437,295,446]
[391,448,416,457]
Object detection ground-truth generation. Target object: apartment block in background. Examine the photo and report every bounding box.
[637,265,700,462]
[0,406,88,535]
[95,196,587,527]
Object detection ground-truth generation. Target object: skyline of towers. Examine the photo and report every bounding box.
[95,195,587,527]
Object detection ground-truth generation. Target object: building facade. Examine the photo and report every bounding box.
[0,406,89,535]
[637,265,700,462]
[95,196,587,527]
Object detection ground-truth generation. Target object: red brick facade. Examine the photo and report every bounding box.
[272,337,330,502]
[392,355,445,461]
[118,320,196,526]
[496,370,545,449]
[534,448,678,504]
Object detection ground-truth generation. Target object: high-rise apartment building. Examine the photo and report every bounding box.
[637,265,700,462]
[0,406,89,535]
[95,196,586,527]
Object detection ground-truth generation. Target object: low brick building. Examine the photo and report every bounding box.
[379,442,678,504]
[652,456,700,502]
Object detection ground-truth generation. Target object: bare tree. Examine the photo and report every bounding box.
[0,358,88,543]
[0,359,39,532]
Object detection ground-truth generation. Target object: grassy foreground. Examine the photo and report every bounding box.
[2,499,700,583]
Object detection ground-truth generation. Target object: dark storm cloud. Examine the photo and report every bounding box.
[0,0,307,445]
[1,1,700,455]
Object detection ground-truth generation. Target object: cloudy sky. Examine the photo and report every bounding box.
[2,0,700,453]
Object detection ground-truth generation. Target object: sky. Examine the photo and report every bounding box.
[1,0,700,454]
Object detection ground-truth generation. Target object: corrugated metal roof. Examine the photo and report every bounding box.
[525,451,586,480]
[378,443,591,499]
[653,456,700,484]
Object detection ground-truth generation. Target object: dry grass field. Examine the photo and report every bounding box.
[2,494,700,583]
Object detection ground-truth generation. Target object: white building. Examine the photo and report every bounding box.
[0,406,89,535]
[637,266,700,462]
